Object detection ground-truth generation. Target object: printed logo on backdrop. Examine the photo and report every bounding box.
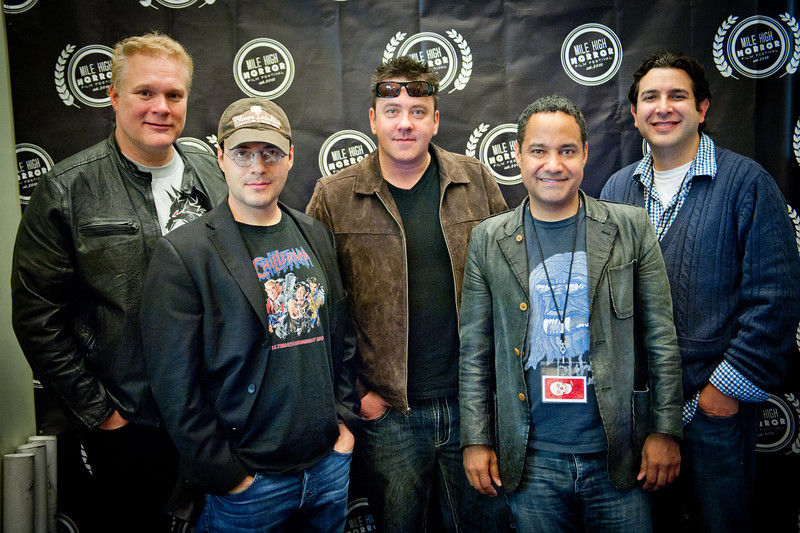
[790,204,800,354]
[138,0,215,8]
[383,30,472,93]
[318,130,376,176]
[3,0,37,14]
[345,498,377,533]
[233,39,295,98]
[561,23,623,86]
[793,116,800,167]
[55,44,113,108]
[177,137,216,155]
[16,143,54,205]
[466,123,520,185]
[757,393,800,454]
[714,13,800,79]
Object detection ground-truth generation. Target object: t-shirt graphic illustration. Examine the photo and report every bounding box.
[249,240,327,350]
[526,251,591,402]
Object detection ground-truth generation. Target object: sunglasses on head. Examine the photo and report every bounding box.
[374,80,435,98]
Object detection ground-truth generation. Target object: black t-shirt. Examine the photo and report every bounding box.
[387,157,459,400]
[235,214,339,473]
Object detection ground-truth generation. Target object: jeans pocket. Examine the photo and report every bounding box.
[222,472,260,501]
[365,406,392,424]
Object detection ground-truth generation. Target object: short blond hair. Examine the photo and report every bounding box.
[109,32,193,94]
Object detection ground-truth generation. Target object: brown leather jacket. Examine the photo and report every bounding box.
[307,145,508,413]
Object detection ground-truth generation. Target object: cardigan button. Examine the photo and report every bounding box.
[516,234,523,242]
[514,348,520,356]
[518,393,526,402]
[247,384,256,394]
[519,302,528,311]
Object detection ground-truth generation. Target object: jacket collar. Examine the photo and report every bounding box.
[105,130,199,194]
[498,190,616,309]
[351,143,468,195]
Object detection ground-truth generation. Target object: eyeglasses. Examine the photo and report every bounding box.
[374,80,435,98]
[225,147,286,167]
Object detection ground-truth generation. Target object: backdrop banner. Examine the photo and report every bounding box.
[5,1,799,531]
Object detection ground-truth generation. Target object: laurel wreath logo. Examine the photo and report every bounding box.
[54,44,78,108]
[713,15,739,79]
[446,29,472,93]
[793,118,800,167]
[465,123,489,157]
[383,32,408,63]
[790,205,800,353]
[780,12,800,76]
[784,392,800,454]
[139,0,214,8]
[207,134,219,149]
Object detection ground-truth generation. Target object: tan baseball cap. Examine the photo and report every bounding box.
[217,97,292,153]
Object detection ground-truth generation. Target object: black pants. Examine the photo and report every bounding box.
[82,422,179,533]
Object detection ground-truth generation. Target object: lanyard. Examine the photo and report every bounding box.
[530,200,580,355]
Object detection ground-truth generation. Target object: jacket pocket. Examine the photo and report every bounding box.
[608,260,635,319]
[78,220,139,236]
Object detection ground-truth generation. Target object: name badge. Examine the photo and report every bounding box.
[542,375,587,403]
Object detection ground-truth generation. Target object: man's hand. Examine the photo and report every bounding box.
[698,383,739,417]
[463,444,501,497]
[333,422,355,453]
[359,391,391,421]
[229,475,254,494]
[98,410,129,430]
[638,433,680,491]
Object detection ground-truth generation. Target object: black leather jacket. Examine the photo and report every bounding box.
[11,133,228,430]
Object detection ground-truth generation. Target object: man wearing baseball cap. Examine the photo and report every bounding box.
[140,97,360,531]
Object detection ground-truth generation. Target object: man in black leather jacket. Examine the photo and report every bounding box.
[10,32,226,532]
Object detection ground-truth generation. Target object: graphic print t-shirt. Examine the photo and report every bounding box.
[131,154,209,234]
[523,204,606,453]
[235,215,338,473]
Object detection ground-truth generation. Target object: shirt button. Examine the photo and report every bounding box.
[247,384,256,394]
[518,393,526,402]
[520,302,528,311]
[516,234,523,242]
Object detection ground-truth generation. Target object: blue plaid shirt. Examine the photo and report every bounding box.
[633,134,768,425]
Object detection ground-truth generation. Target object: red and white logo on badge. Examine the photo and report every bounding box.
[542,376,587,403]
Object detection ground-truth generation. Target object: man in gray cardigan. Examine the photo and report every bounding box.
[601,50,800,532]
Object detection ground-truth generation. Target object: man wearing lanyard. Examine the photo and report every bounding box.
[460,95,683,532]
[601,50,800,532]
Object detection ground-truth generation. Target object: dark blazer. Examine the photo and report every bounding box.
[140,200,359,494]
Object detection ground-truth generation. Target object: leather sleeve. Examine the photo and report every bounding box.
[11,175,114,429]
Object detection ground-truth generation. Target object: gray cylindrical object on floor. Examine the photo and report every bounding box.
[3,453,35,533]
[17,442,48,533]
[28,435,57,533]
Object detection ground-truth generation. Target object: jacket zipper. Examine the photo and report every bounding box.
[376,190,412,416]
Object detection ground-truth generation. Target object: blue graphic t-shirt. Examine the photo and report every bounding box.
[524,204,606,453]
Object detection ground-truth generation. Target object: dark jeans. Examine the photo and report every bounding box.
[196,450,351,533]
[82,422,178,533]
[652,402,758,533]
[352,394,513,533]
[508,449,651,533]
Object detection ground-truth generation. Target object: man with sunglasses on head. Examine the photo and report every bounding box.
[140,97,360,532]
[307,56,511,532]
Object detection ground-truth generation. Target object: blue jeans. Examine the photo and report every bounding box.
[507,449,651,533]
[353,394,513,533]
[652,402,757,533]
[195,449,351,533]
